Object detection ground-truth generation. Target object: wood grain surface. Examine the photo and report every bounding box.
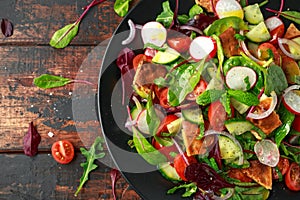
[0,0,142,199]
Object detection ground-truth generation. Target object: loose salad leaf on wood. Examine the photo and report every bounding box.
[74,136,105,196]
[114,0,132,17]
[23,122,41,157]
[1,18,13,37]
[49,23,79,48]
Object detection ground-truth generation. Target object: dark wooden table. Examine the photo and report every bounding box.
[0,0,142,199]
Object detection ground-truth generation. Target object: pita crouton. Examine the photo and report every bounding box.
[195,0,218,13]
[284,23,300,39]
[242,160,272,190]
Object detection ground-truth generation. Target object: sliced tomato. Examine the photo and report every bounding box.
[265,16,285,45]
[293,115,300,132]
[152,138,178,162]
[51,140,75,164]
[257,42,281,66]
[167,36,191,53]
[186,79,208,100]
[132,54,146,70]
[156,114,179,136]
[208,101,227,131]
[228,168,253,183]
[272,157,290,179]
[155,87,171,108]
[173,152,197,181]
[285,162,300,191]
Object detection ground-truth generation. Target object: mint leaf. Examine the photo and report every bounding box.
[265,65,288,96]
[196,89,225,106]
[227,89,259,106]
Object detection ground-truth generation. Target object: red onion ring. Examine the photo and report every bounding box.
[247,91,278,120]
[122,19,137,45]
[212,188,234,200]
[278,38,300,60]
[205,130,244,165]
[179,25,203,35]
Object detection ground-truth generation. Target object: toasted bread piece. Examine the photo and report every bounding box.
[284,23,300,39]
[242,160,272,190]
[219,27,242,58]
[195,0,218,13]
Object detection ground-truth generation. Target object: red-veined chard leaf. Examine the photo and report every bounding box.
[34,74,71,89]
[23,122,41,157]
[49,22,79,48]
[110,168,121,200]
[1,18,13,37]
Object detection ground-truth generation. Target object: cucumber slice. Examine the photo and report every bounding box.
[152,47,180,64]
[243,3,264,25]
[230,97,250,114]
[225,118,254,135]
[218,135,242,160]
[182,107,204,125]
[167,118,183,135]
[246,22,271,43]
[158,162,181,182]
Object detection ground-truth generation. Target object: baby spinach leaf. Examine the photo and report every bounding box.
[265,65,288,96]
[50,23,79,48]
[75,136,105,196]
[132,127,167,165]
[146,95,161,136]
[34,74,71,89]
[114,0,132,17]
[227,89,259,106]
[23,122,41,157]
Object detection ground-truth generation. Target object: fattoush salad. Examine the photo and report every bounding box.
[116,0,300,199]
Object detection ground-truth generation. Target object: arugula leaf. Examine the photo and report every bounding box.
[280,10,300,25]
[265,65,288,96]
[34,74,71,89]
[75,136,105,196]
[168,60,206,106]
[196,89,225,106]
[227,89,259,106]
[167,182,197,197]
[114,0,132,17]
[132,127,167,165]
[50,23,79,48]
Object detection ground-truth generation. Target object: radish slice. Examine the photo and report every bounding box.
[278,38,300,60]
[247,91,278,120]
[189,36,217,61]
[136,108,165,134]
[265,16,284,32]
[254,139,280,167]
[225,66,257,91]
[282,85,300,115]
[141,21,167,47]
[215,0,244,19]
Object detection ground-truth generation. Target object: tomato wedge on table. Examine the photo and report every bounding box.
[51,140,75,164]
[285,162,300,191]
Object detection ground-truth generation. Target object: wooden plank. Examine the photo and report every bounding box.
[0,45,107,151]
[0,0,122,45]
[0,153,141,200]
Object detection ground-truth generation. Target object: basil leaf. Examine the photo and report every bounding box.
[281,10,300,25]
[189,4,203,18]
[132,127,167,165]
[49,23,79,49]
[265,65,288,96]
[196,89,225,106]
[227,89,259,106]
[34,74,71,89]
[114,0,131,17]
[75,136,105,196]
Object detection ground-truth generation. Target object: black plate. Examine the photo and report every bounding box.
[98,0,300,199]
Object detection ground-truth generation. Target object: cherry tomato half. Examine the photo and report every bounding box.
[269,24,285,46]
[208,101,227,131]
[173,152,197,181]
[51,140,75,164]
[272,157,290,179]
[257,42,281,66]
[132,54,146,70]
[167,36,191,53]
[285,162,300,191]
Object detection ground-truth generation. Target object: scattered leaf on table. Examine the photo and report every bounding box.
[1,18,13,37]
[23,122,41,157]
[49,23,79,48]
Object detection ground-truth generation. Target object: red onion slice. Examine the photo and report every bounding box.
[122,19,136,45]
[278,38,300,60]
[247,91,278,120]
[179,25,203,35]
[205,130,244,165]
